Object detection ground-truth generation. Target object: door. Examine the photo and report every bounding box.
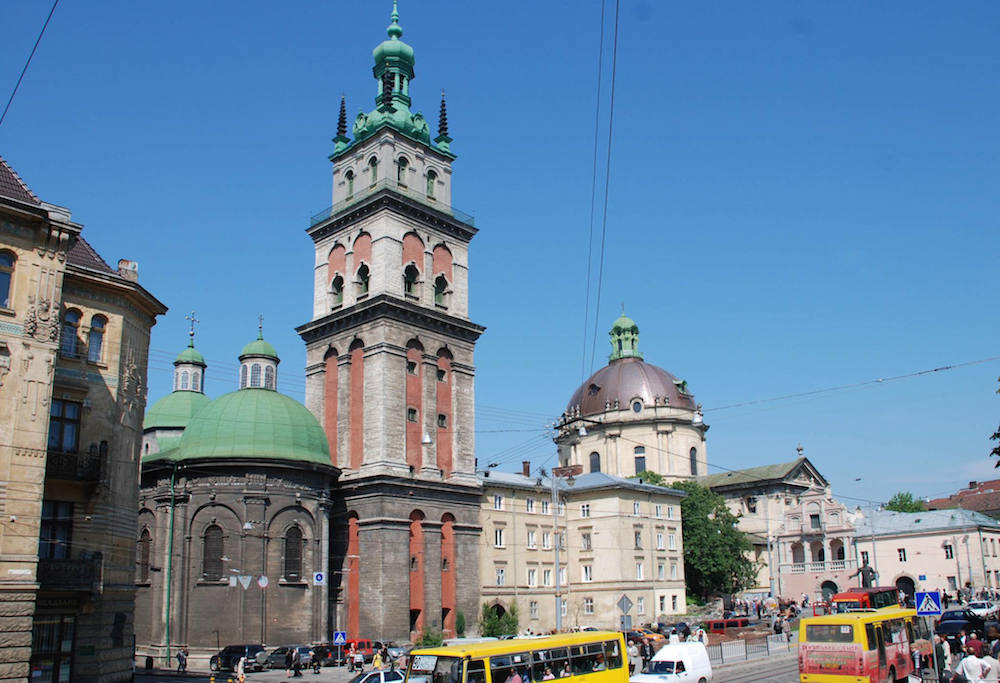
[874,626,887,680]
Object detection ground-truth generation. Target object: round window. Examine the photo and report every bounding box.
[632,400,642,413]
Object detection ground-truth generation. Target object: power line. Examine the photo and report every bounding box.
[588,0,621,374]
[581,0,607,382]
[0,0,60,130]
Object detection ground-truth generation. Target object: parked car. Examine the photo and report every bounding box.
[312,644,345,667]
[934,609,988,636]
[349,669,405,683]
[263,646,312,669]
[347,639,376,663]
[968,601,999,620]
[630,642,713,683]
[210,644,267,672]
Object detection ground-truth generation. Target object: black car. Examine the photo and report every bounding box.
[934,609,989,636]
[210,644,267,672]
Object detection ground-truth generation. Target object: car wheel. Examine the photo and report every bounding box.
[210,660,220,672]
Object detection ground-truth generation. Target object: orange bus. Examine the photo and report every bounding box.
[798,605,931,682]
[830,587,900,613]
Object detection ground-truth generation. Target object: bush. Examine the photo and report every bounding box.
[479,603,519,637]
[456,610,466,637]
[416,627,444,647]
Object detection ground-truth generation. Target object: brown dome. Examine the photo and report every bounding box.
[566,357,696,417]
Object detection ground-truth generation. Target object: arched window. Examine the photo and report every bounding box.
[589,452,601,473]
[284,526,303,581]
[0,250,14,309]
[403,264,419,296]
[426,170,437,199]
[138,529,151,582]
[264,366,275,390]
[689,447,698,476]
[434,275,448,307]
[87,315,107,363]
[192,370,200,392]
[368,157,378,187]
[345,170,355,197]
[357,264,370,296]
[331,274,344,306]
[180,370,189,390]
[250,363,261,387]
[240,364,248,389]
[202,524,223,581]
[397,157,409,186]
[61,309,81,357]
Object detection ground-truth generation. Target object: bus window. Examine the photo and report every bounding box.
[491,653,531,683]
[569,644,602,675]
[805,624,854,643]
[533,648,570,679]
[865,624,877,650]
[467,660,486,683]
[602,641,622,670]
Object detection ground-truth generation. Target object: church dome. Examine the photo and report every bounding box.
[566,357,696,418]
[176,389,330,465]
[373,1,415,73]
[240,337,278,359]
[175,345,205,365]
[144,391,212,430]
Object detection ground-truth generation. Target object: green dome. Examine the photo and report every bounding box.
[373,1,414,72]
[144,391,212,430]
[175,345,206,365]
[176,389,331,465]
[611,313,638,332]
[240,338,278,359]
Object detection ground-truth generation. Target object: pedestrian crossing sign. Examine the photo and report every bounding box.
[915,591,942,616]
[333,631,347,646]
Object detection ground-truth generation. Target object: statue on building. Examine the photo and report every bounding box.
[850,560,877,588]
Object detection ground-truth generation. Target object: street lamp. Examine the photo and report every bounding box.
[540,465,579,632]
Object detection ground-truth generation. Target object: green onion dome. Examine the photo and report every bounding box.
[373,1,414,75]
[240,337,278,359]
[144,391,212,430]
[175,345,206,365]
[175,389,331,465]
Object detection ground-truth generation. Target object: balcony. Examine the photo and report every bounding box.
[781,559,856,575]
[45,450,102,483]
[310,177,475,227]
[37,557,102,594]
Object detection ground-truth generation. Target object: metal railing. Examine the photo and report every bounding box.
[310,177,475,227]
[46,449,102,482]
[705,634,793,665]
[37,556,103,593]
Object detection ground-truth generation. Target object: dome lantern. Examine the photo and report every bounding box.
[238,317,279,391]
[609,309,642,361]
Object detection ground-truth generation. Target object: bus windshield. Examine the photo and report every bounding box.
[407,655,464,683]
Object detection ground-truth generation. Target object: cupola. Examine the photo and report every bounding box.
[238,319,279,390]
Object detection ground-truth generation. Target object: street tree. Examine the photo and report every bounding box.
[884,491,925,512]
[479,602,518,637]
[673,481,759,600]
[631,470,667,486]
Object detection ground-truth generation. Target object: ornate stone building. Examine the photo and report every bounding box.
[137,330,340,662]
[554,314,708,481]
[295,3,483,642]
[0,156,166,682]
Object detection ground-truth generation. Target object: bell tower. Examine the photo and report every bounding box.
[297,2,483,642]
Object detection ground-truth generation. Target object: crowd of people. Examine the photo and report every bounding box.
[932,627,999,682]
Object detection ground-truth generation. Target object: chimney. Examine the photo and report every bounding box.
[117,259,139,282]
[522,461,531,477]
[970,481,978,490]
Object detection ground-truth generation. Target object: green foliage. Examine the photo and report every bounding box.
[673,481,760,600]
[631,471,668,486]
[456,609,466,637]
[416,627,444,647]
[884,491,925,512]
[479,602,519,637]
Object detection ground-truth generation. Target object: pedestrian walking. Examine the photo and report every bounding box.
[292,647,303,677]
[626,640,639,675]
[235,655,246,683]
[175,647,187,674]
[286,647,295,677]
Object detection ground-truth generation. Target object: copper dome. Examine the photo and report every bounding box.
[566,357,696,417]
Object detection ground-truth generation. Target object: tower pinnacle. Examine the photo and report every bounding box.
[387,0,402,39]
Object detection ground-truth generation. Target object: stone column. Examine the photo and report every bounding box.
[451,361,477,483]
[358,518,410,641]
[423,522,444,633]
[454,522,483,637]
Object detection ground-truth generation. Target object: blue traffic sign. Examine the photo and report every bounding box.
[333,631,347,646]
[916,591,942,616]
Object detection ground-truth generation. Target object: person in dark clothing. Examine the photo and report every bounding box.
[640,639,653,668]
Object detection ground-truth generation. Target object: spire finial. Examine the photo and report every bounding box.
[621,303,625,315]
[337,94,347,138]
[438,89,449,138]
[257,314,264,340]
[185,311,199,347]
[387,0,402,39]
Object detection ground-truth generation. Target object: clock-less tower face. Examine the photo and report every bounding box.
[296,2,484,644]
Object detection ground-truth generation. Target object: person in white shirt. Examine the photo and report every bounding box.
[957,646,992,683]
[982,652,1000,682]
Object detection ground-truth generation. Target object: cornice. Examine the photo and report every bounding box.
[297,293,485,345]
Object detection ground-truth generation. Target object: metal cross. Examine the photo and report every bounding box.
[184,311,199,341]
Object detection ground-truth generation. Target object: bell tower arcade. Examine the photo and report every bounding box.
[297,2,484,642]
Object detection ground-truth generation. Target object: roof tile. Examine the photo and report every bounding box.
[0,156,41,205]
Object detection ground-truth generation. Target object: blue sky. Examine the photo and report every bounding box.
[2,1,998,506]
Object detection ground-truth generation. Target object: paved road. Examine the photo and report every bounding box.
[137,664,362,683]
[715,657,798,682]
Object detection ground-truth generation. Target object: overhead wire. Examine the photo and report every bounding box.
[581,0,608,382]
[0,0,60,130]
[587,0,622,375]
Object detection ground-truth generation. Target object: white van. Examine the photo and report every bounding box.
[629,642,712,683]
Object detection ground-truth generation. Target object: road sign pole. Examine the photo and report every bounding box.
[928,617,939,681]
